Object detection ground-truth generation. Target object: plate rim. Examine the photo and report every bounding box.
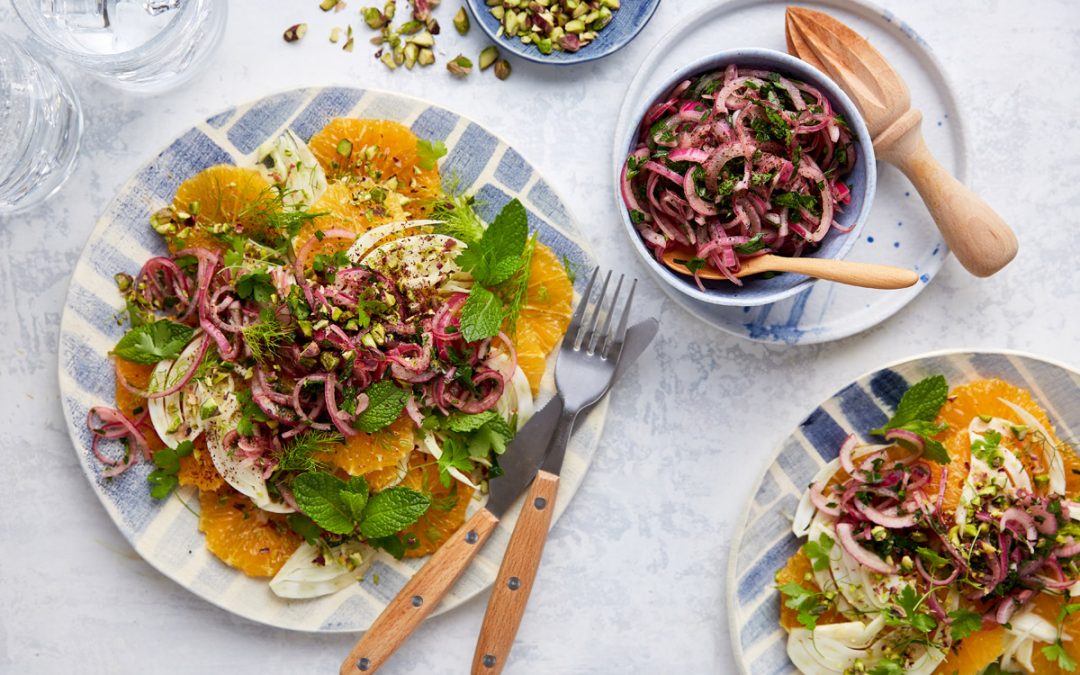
[724,348,1080,674]
[610,0,972,345]
[55,84,601,633]
[463,0,661,66]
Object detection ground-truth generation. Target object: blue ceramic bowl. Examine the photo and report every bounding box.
[464,0,660,65]
[615,48,877,307]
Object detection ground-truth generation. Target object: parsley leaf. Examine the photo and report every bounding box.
[1042,641,1078,672]
[802,533,834,571]
[886,585,937,635]
[871,375,951,463]
[734,233,767,255]
[359,487,431,538]
[773,191,818,212]
[113,320,195,365]
[459,285,504,342]
[436,435,475,488]
[416,139,447,171]
[354,381,409,433]
[146,440,194,499]
[235,271,275,303]
[777,582,830,631]
[947,607,982,642]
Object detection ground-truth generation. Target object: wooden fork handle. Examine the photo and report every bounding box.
[339,508,500,675]
[875,109,1018,277]
[471,471,561,675]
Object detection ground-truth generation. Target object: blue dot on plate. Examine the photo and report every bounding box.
[905,191,911,197]
[937,120,943,126]
[742,306,751,313]
[867,235,875,243]
[897,221,903,227]
[920,274,930,283]
[893,242,900,248]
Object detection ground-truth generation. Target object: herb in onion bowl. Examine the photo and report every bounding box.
[618,50,876,307]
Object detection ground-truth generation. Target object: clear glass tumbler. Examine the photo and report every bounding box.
[0,40,83,216]
[12,0,227,94]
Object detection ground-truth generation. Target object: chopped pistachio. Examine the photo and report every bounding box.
[453,6,470,34]
[494,58,511,80]
[114,273,133,292]
[380,50,397,70]
[283,23,308,42]
[319,0,340,10]
[362,7,386,29]
[343,36,355,52]
[404,42,419,69]
[329,26,342,43]
[478,45,498,70]
[447,54,473,77]
[417,47,435,66]
[409,31,435,47]
[337,139,353,157]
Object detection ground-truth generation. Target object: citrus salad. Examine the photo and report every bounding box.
[87,118,574,598]
[779,376,1080,674]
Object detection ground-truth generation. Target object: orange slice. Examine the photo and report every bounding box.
[295,181,410,268]
[307,118,441,217]
[775,549,845,631]
[927,378,1072,513]
[364,463,406,492]
[1027,591,1080,674]
[397,452,473,558]
[933,624,1006,675]
[178,436,224,491]
[513,243,573,393]
[113,357,166,454]
[315,417,415,477]
[198,489,301,577]
[168,165,272,253]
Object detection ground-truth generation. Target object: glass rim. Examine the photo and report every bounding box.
[10,0,212,64]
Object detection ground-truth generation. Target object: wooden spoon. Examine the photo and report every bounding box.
[662,247,918,289]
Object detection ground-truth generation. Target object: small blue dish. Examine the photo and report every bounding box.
[615,48,877,307]
[464,0,661,66]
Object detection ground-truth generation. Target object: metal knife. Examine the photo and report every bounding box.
[339,318,659,674]
[785,7,1017,277]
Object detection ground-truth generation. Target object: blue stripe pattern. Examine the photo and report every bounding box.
[729,352,1080,674]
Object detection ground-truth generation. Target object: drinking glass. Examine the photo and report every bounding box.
[0,40,83,216]
[12,0,227,94]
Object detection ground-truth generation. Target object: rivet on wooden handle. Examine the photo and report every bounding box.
[339,508,500,675]
[472,471,562,675]
[875,109,1018,277]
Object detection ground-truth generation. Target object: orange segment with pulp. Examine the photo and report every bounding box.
[295,181,410,268]
[932,624,1006,675]
[314,417,414,477]
[168,165,272,253]
[307,118,441,217]
[114,357,166,454]
[512,243,573,393]
[198,489,301,577]
[178,436,224,491]
[397,452,473,558]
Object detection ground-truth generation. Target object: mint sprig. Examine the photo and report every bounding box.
[871,375,950,464]
[456,199,530,342]
[292,472,431,538]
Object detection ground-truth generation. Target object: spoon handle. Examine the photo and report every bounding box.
[757,257,919,289]
[875,109,1018,277]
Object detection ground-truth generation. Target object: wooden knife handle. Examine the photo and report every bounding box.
[875,109,1018,277]
[339,508,500,675]
[471,471,561,675]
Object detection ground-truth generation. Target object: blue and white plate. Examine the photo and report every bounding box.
[465,0,660,66]
[613,0,969,344]
[727,350,1080,674]
[56,87,602,632]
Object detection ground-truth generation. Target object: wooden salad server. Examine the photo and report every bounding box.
[785,7,1018,278]
[339,319,659,675]
[661,246,918,289]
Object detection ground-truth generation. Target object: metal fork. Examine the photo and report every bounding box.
[471,268,636,675]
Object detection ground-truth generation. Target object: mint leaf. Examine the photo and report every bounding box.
[734,233,767,255]
[368,534,407,559]
[235,271,275,303]
[486,199,528,266]
[113,320,195,364]
[417,139,447,171]
[359,487,431,539]
[354,381,409,433]
[339,476,369,522]
[947,607,982,642]
[286,513,323,545]
[293,472,355,534]
[460,286,504,342]
[443,410,499,433]
[871,375,949,435]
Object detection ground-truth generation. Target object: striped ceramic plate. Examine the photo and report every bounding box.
[728,350,1080,674]
[57,87,602,632]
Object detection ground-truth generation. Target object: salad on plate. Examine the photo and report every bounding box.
[87,117,574,599]
[779,376,1080,675]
